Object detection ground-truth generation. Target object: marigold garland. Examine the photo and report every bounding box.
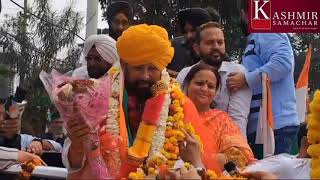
[100,64,123,176]
[307,90,320,179]
[129,72,206,179]
[105,65,121,136]
[19,158,45,180]
[146,70,171,164]
[128,72,248,179]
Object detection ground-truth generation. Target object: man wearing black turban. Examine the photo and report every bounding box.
[106,1,133,40]
[167,7,221,77]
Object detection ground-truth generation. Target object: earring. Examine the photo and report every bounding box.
[210,101,216,109]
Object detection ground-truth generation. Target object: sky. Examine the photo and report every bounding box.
[0,0,108,58]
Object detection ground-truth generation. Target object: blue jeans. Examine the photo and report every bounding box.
[247,125,299,159]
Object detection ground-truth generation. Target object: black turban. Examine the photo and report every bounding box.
[177,8,211,32]
[106,1,133,22]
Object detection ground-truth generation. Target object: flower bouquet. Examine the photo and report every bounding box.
[40,70,111,179]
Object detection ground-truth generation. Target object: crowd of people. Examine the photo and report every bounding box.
[0,107,65,166]
[0,0,312,179]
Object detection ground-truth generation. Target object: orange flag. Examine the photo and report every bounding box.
[266,76,274,129]
[297,44,312,88]
[296,44,313,123]
[256,73,275,158]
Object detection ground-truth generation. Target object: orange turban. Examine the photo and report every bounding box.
[116,24,174,71]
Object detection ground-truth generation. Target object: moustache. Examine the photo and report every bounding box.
[201,51,229,67]
[209,50,223,57]
[208,51,230,61]
[87,66,107,79]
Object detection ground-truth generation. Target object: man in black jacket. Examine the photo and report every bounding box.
[106,1,133,40]
[167,7,221,77]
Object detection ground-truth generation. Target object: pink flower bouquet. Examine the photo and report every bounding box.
[40,70,111,179]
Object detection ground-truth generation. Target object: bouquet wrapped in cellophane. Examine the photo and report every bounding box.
[40,69,111,179]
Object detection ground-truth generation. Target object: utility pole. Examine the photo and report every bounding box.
[22,0,27,34]
[86,0,99,38]
[18,0,27,88]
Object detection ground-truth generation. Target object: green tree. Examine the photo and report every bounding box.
[100,0,320,91]
[99,0,245,59]
[293,33,320,94]
[0,0,83,135]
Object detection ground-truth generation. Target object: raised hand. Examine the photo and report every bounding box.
[27,140,43,155]
[179,129,204,168]
[0,113,19,139]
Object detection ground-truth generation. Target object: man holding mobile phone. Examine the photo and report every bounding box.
[0,111,21,149]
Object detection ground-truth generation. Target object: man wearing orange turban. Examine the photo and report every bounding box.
[116,24,202,177]
[63,24,202,179]
[117,24,174,71]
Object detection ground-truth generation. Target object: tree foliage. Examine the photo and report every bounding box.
[99,0,320,91]
[0,0,83,135]
[99,0,247,59]
[293,34,320,94]
[0,0,82,88]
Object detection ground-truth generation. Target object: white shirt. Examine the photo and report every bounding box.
[61,138,86,173]
[176,61,252,137]
[20,134,62,152]
[245,154,310,179]
[0,146,18,169]
[72,66,89,79]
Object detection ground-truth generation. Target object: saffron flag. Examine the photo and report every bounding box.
[296,44,313,123]
[256,73,275,158]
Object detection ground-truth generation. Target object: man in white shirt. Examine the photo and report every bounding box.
[0,111,62,155]
[176,22,251,136]
[0,146,42,170]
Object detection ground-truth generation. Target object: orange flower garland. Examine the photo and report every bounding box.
[19,158,45,180]
[128,79,247,179]
[129,79,206,179]
[162,81,187,168]
[307,90,320,179]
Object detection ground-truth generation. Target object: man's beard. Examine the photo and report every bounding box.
[87,66,108,79]
[186,38,194,48]
[201,51,227,68]
[108,25,122,40]
[112,31,122,40]
[126,80,154,100]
